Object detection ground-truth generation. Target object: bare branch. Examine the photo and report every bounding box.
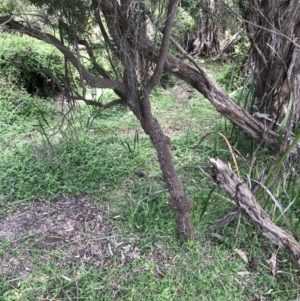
[209,158,300,265]
[78,97,123,110]
[0,16,128,96]
[78,39,111,79]
[144,0,179,94]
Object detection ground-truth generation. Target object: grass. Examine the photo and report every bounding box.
[1,74,300,300]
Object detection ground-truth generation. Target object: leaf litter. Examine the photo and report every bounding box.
[0,194,142,281]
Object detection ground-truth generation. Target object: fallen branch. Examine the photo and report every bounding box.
[209,207,239,230]
[208,158,300,265]
[216,30,242,60]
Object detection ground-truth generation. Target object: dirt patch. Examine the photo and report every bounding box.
[0,195,140,281]
[170,83,193,100]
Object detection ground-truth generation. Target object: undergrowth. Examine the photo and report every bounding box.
[0,32,64,96]
[0,60,300,300]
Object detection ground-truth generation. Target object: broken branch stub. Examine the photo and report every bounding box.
[208,158,300,266]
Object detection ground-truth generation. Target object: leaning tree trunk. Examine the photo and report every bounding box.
[193,0,220,57]
[139,101,194,239]
[240,0,300,140]
[101,0,194,239]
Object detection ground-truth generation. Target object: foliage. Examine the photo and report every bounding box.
[0,1,300,298]
[0,59,300,299]
[172,6,197,42]
[0,81,55,125]
[0,32,64,96]
[160,72,177,89]
[28,0,91,43]
[0,134,156,202]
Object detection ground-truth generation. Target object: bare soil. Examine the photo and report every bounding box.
[0,195,141,281]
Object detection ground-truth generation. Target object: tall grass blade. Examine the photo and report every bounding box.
[219,132,240,179]
[199,187,216,220]
[278,94,293,147]
[264,131,300,189]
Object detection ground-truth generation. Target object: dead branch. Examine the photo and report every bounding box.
[216,30,242,60]
[208,157,300,265]
[209,207,240,230]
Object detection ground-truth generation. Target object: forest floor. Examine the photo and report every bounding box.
[0,66,300,300]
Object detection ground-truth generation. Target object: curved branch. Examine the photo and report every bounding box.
[67,96,123,110]
[141,40,282,151]
[144,0,179,94]
[0,16,128,96]
[78,39,111,79]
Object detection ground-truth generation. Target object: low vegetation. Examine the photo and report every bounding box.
[1,50,300,300]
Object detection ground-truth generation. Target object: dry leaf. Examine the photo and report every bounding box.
[266,249,278,276]
[238,271,250,276]
[234,248,248,263]
[254,294,266,301]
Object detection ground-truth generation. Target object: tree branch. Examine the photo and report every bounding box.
[144,0,179,94]
[78,39,111,79]
[209,158,300,265]
[0,16,128,96]
[71,97,123,110]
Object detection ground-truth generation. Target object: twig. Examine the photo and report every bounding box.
[62,289,72,301]
[209,207,239,230]
[7,274,28,283]
[134,189,169,206]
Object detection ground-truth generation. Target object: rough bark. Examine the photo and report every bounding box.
[142,115,194,238]
[193,0,220,57]
[100,0,194,238]
[141,40,282,152]
[209,158,300,265]
[140,0,194,238]
[1,1,195,238]
[240,0,300,137]
[1,1,300,238]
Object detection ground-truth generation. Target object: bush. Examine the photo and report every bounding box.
[0,32,64,96]
[0,79,54,124]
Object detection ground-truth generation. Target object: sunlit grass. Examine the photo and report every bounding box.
[1,70,300,301]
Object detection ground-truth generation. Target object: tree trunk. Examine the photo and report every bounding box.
[193,0,220,57]
[101,0,195,239]
[140,101,194,239]
[141,40,283,151]
[4,0,300,239]
[2,14,297,155]
[216,30,242,61]
[240,0,300,137]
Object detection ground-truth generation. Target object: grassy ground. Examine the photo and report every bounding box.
[0,76,300,301]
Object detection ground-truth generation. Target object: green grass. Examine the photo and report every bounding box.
[1,72,300,301]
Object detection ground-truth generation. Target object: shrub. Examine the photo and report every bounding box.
[0,32,64,96]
